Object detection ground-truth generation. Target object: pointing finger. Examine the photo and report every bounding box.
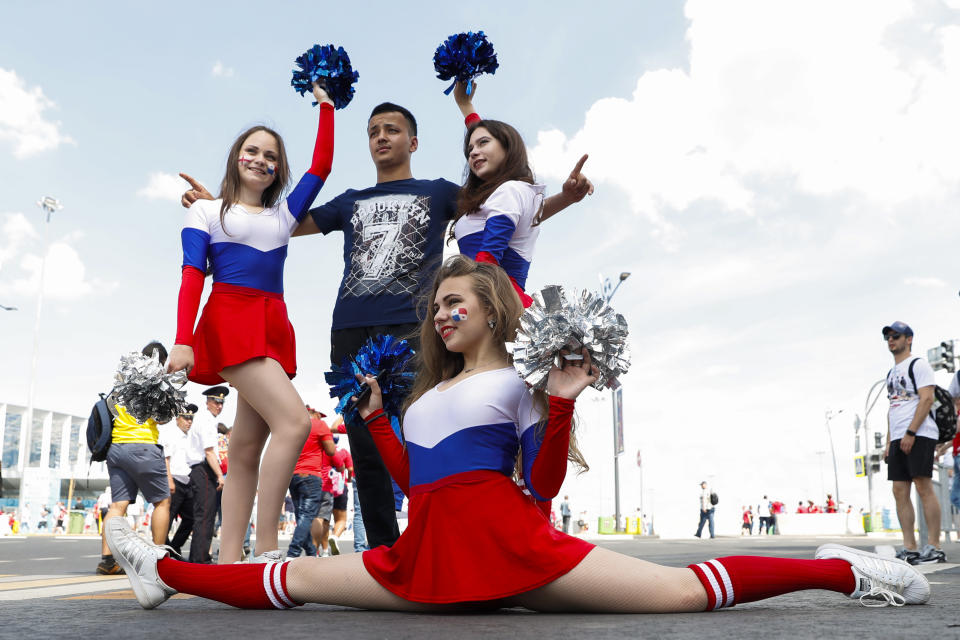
[568,154,589,179]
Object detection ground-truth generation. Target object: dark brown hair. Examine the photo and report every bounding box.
[450,120,535,243]
[217,126,291,231]
[404,255,588,474]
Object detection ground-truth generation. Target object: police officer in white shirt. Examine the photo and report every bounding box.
[161,403,197,557]
[185,387,227,563]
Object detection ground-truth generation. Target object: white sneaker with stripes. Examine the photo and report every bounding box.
[105,518,178,609]
[815,543,930,607]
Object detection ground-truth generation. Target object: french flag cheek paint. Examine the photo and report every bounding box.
[451,307,469,323]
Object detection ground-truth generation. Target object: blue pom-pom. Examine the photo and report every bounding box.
[291,44,359,109]
[324,334,416,423]
[433,31,499,96]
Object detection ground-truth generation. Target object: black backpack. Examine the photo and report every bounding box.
[905,358,957,444]
[86,394,114,462]
[710,492,719,506]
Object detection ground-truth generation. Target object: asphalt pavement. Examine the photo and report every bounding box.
[1,533,958,639]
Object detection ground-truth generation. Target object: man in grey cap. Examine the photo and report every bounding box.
[883,321,946,564]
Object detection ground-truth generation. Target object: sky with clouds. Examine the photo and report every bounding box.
[2,0,960,536]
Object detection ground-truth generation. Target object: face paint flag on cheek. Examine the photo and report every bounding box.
[451,307,468,323]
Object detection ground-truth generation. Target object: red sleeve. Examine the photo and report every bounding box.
[474,251,533,307]
[363,409,410,495]
[527,396,575,501]
[465,112,481,126]
[316,419,333,442]
[308,102,335,180]
[175,266,205,346]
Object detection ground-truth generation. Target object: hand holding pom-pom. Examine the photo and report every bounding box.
[325,334,416,422]
[291,44,359,109]
[433,31,499,96]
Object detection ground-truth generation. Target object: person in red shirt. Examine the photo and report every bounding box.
[825,495,837,513]
[797,501,808,514]
[806,500,821,514]
[285,407,335,558]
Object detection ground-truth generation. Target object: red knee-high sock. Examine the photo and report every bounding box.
[688,556,855,610]
[157,558,302,609]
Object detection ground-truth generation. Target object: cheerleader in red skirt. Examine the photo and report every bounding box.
[166,83,335,564]
[117,256,928,611]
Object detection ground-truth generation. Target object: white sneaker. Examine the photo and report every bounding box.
[251,549,285,564]
[105,518,177,609]
[815,543,930,607]
[321,549,331,558]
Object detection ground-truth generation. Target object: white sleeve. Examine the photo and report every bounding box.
[483,181,526,226]
[948,372,960,398]
[913,358,936,390]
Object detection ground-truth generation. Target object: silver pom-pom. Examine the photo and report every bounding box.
[111,350,188,424]
[509,285,631,392]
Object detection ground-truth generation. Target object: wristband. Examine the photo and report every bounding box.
[906,429,917,437]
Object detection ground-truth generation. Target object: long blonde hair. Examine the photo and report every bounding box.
[405,255,588,473]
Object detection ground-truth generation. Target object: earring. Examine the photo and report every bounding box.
[488,319,496,329]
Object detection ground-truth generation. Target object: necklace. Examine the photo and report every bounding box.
[462,359,507,375]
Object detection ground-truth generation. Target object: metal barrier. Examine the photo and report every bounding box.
[917,460,958,542]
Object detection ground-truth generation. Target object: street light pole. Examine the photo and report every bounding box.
[18,196,63,525]
[825,409,843,506]
[603,271,631,532]
[862,379,886,526]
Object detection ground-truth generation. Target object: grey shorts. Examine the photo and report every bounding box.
[316,491,334,521]
[106,443,170,504]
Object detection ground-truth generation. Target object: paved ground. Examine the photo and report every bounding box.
[2,534,958,639]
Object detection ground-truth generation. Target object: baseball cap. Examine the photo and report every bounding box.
[882,321,913,337]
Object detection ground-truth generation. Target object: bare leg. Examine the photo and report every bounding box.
[332,510,347,538]
[286,554,459,611]
[101,501,130,555]
[505,547,707,613]
[216,395,269,563]
[150,498,171,546]
[892,481,917,549]
[221,358,310,557]
[914,477,941,547]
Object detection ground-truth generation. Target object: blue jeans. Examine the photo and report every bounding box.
[696,508,715,538]
[287,474,322,557]
[352,479,369,552]
[951,456,960,512]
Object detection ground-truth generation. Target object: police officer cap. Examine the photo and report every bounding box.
[180,403,198,417]
[203,386,230,402]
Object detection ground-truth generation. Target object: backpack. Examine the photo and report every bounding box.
[905,358,957,444]
[86,394,114,462]
[710,492,719,506]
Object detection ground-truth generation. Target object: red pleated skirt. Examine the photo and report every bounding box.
[362,470,594,603]
[188,282,297,385]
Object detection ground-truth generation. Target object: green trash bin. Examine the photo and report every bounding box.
[68,511,85,534]
[598,517,616,534]
[862,514,872,533]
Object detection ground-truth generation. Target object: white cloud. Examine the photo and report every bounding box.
[0,67,74,157]
[0,215,116,301]
[137,171,191,202]
[0,212,37,272]
[212,61,234,78]
[902,276,947,288]
[530,0,960,240]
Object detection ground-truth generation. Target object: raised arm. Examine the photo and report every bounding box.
[539,154,594,222]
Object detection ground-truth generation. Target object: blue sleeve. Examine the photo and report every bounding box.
[309,192,347,235]
[519,422,548,502]
[480,215,517,263]
[181,228,210,271]
[286,173,325,223]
